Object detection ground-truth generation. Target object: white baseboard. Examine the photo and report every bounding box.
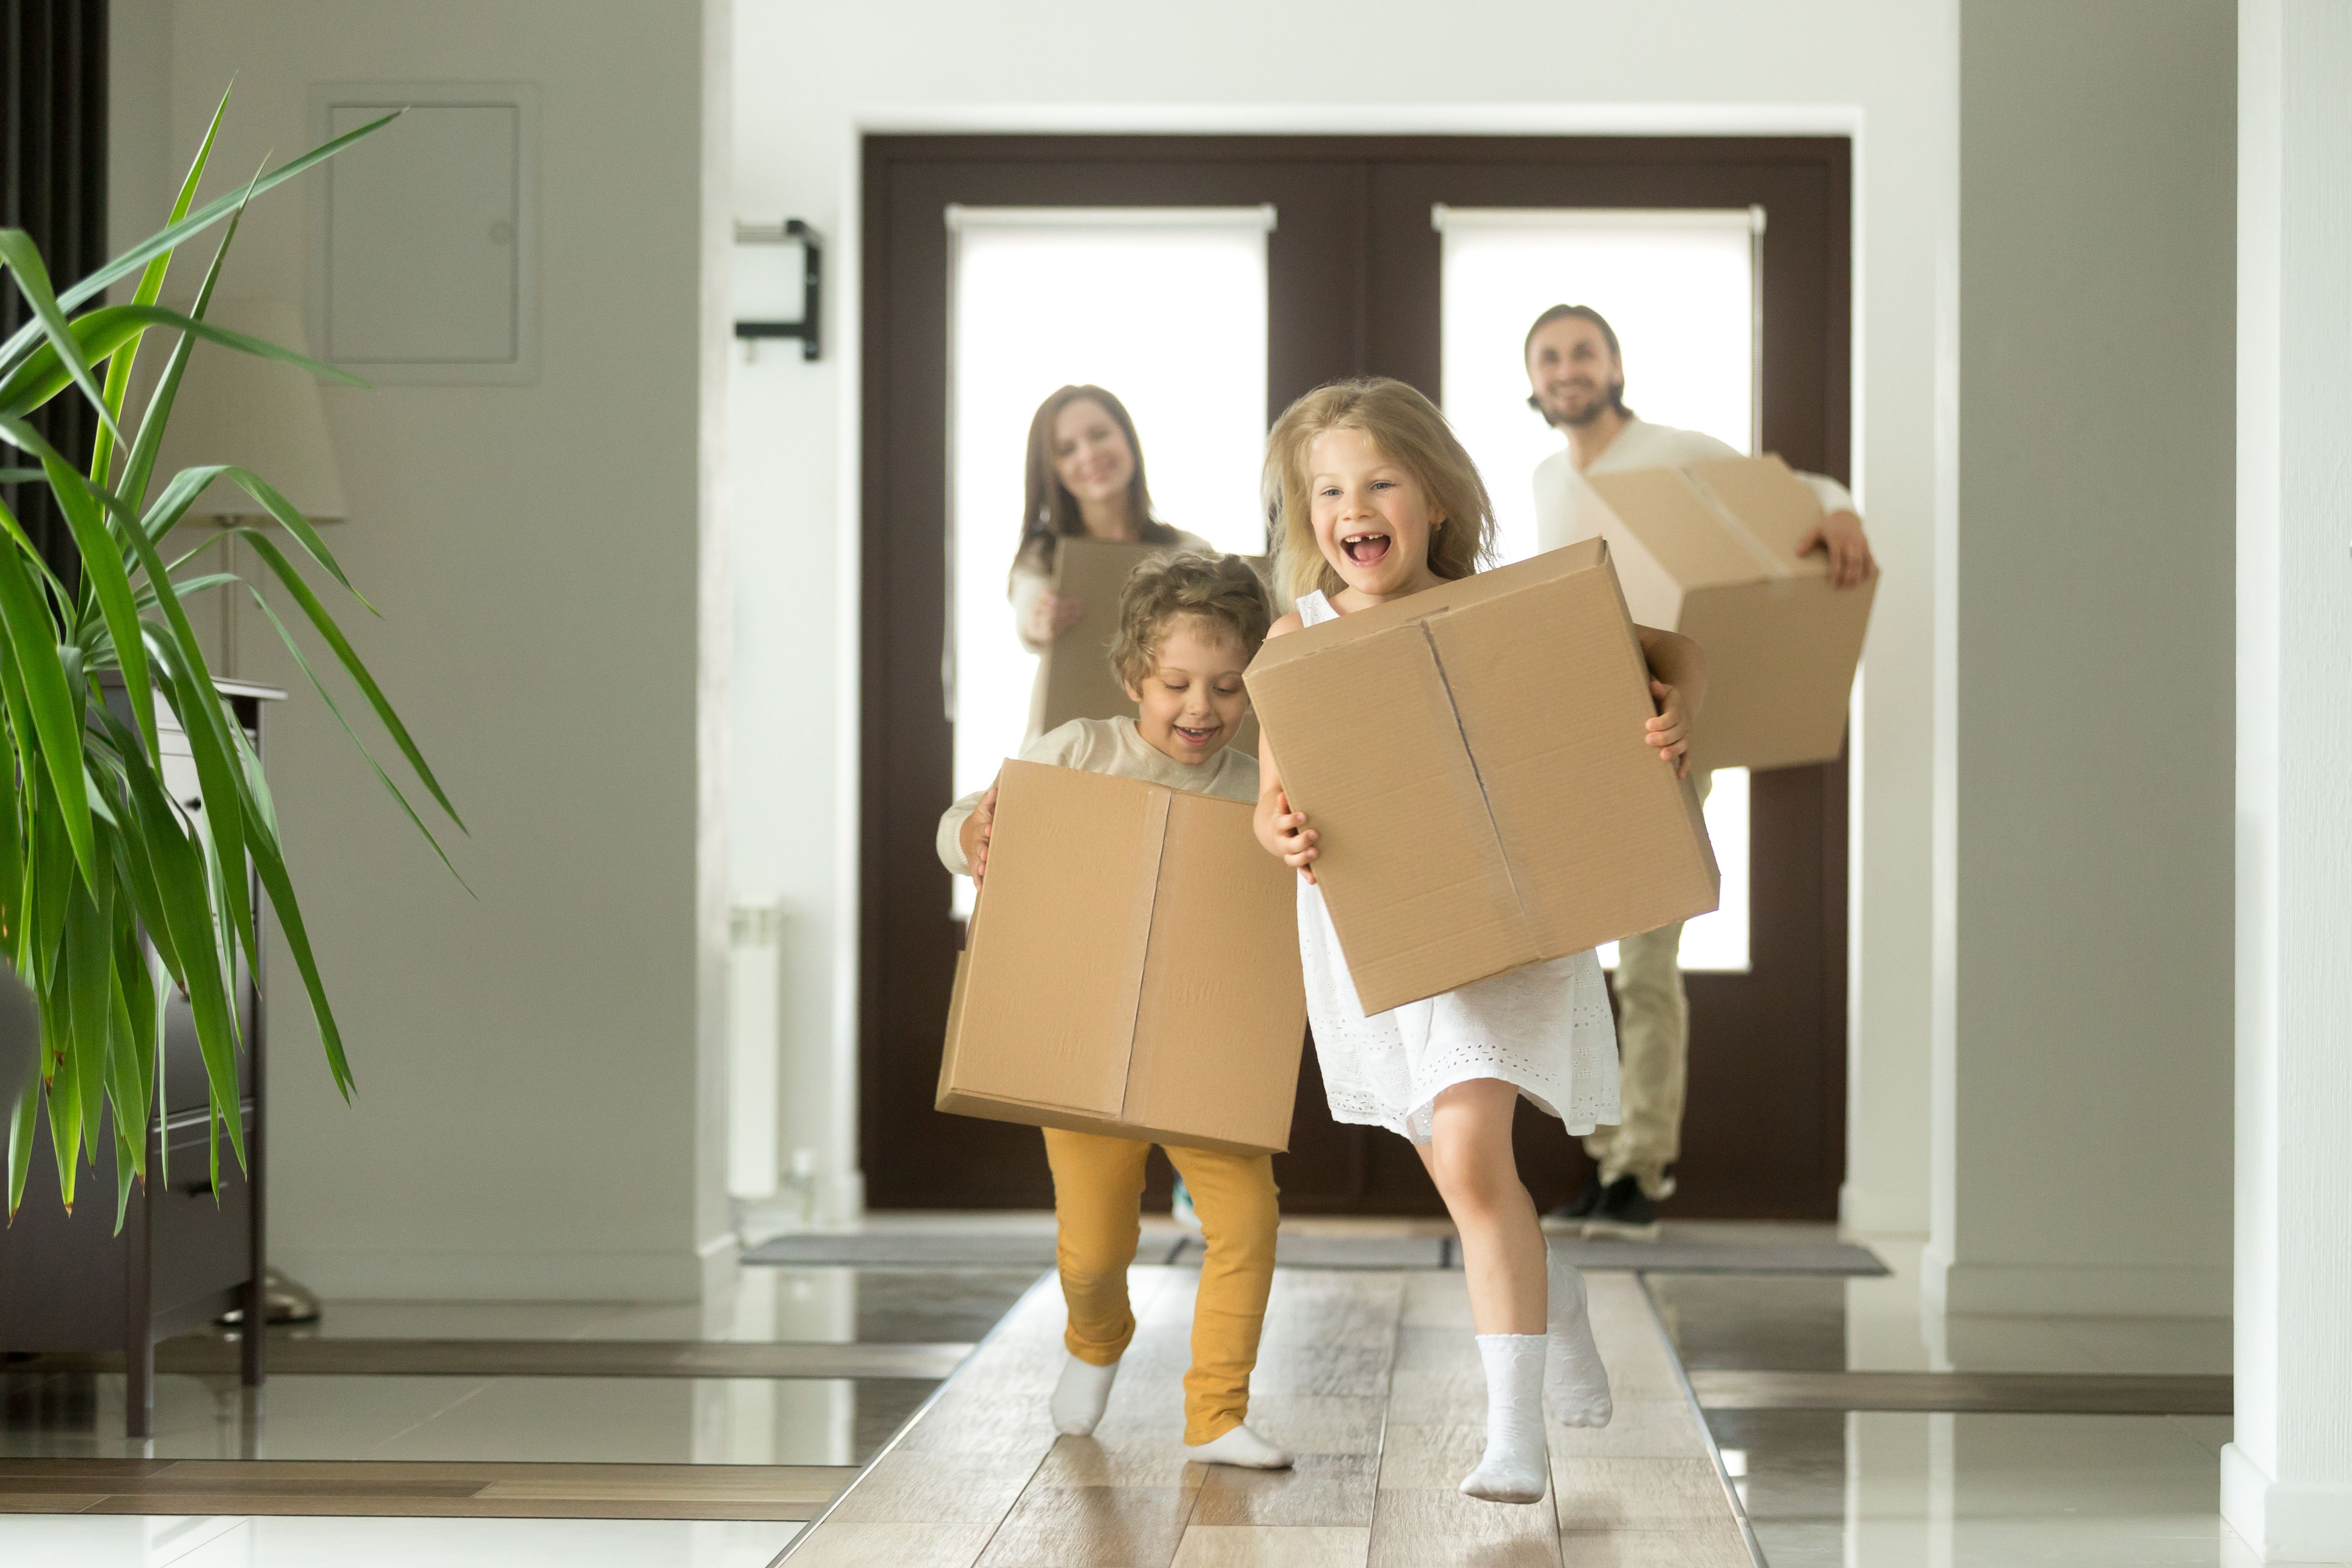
[2223,1442,2352,1561]
[272,1246,714,1302]
[1920,1245,2229,1318]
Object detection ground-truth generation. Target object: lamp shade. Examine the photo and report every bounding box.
[152,299,348,523]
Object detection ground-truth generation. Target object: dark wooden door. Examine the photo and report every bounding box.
[860,135,1850,1217]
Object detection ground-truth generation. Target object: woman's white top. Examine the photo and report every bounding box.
[1289,589,1622,1146]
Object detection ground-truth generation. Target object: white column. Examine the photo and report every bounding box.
[2223,1,2352,1558]
[1929,0,2237,1323]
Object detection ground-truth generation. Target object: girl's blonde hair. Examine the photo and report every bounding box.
[1109,552,1272,688]
[1263,378,1495,605]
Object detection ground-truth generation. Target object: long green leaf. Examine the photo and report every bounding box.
[2,304,363,424]
[0,542,98,885]
[0,232,124,450]
[6,1085,36,1220]
[142,628,257,985]
[89,86,228,488]
[43,458,157,757]
[115,172,256,520]
[242,533,464,829]
[247,585,472,893]
[0,110,401,379]
[63,875,114,1151]
[219,471,363,600]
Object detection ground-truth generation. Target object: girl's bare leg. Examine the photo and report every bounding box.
[1418,1078,1547,1333]
[1418,1078,1551,1503]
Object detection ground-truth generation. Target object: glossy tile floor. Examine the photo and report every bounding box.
[0,1227,2328,1567]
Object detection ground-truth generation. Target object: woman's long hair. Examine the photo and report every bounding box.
[1013,385,1177,577]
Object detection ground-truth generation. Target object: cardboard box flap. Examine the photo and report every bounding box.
[1248,537,1610,680]
[1585,455,1831,593]
[953,760,1168,1115]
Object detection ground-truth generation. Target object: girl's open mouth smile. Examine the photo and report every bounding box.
[1340,531,1392,567]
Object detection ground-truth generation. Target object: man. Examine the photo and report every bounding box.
[1523,303,1874,1234]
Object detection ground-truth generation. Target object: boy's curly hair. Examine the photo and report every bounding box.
[1109,551,1274,689]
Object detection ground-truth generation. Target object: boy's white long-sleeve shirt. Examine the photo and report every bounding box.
[1532,417,1858,555]
[936,715,1261,876]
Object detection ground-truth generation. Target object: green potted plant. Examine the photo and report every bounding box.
[0,91,460,1222]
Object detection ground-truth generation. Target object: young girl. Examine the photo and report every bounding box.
[1251,379,1707,1505]
[940,551,1293,1470]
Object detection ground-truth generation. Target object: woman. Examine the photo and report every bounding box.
[1009,386,1212,740]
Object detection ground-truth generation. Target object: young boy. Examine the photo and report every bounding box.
[936,551,1289,1468]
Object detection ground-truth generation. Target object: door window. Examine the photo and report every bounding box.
[946,206,1271,915]
[1436,206,1759,971]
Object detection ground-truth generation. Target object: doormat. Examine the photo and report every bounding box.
[744,1228,1886,1276]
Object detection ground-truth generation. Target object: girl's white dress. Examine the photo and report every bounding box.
[1292,589,1623,1146]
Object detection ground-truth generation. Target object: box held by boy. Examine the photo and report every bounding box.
[1245,537,1718,1017]
[938,759,1307,1156]
[1037,537,1268,753]
[1557,454,1876,774]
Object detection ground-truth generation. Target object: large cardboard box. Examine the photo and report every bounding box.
[937,759,1306,1155]
[1033,537,1266,755]
[1566,455,1875,774]
[1244,538,1719,1016]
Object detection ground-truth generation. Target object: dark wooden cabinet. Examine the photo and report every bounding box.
[0,679,279,1436]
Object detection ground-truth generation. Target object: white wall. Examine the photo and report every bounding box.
[1928,0,2237,1321]
[729,0,1957,1233]
[111,0,732,1299]
[2224,0,2352,1555]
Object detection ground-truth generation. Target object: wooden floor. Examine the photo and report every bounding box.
[0,1458,855,1521]
[19,1336,974,1382]
[1688,1368,2233,1416]
[780,1266,1754,1568]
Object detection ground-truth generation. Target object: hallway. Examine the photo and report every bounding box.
[0,1220,2291,1566]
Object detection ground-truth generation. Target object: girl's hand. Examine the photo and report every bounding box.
[960,783,999,882]
[1798,508,1877,589]
[1264,789,1320,885]
[1646,680,1694,779]
[1025,590,1084,643]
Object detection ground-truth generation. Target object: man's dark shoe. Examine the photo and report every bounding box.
[1546,1178,1609,1223]
[1585,1176,1661,1238]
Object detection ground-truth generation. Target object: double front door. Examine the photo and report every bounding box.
[862,134,1852,1217]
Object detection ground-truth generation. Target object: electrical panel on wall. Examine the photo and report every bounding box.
[310,84,540,384]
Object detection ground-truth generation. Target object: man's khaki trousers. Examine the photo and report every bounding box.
[1582,770,1711,1199]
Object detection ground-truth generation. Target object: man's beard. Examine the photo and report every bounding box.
[1542,384,1616,428]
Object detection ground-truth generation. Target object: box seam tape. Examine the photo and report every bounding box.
[1677,466,1793,581]
[1417,619,1548,957]
[1111,787,1172,1117]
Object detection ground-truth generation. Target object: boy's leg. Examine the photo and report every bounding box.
[1162,1144,1279,1445]
[1042,1128,1151,1366]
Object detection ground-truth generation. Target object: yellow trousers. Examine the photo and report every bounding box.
[1041,1127,1279,1445]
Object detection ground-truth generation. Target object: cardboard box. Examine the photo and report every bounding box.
[937,759,1306,1155]
[1570,455,1875,774]
[1243,538,1719,1016]
[1033,537,1267,755]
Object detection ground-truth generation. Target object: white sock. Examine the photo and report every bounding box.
[1184,1423,1293,1469]
[1460,1334,1548,1504]
[1050,1352,1119,1436]
[1546,1245,1614,1428]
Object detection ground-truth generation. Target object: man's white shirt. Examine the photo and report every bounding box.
[1531,417,1858,554]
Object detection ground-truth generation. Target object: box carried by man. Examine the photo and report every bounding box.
[937,759,1306,1156]
[1244,537,1719,1016]
[1569,454,1876,774]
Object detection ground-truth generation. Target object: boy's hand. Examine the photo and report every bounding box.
[1267,789,1320,885]
[1798,508,1876,589]
[960,784,999,882]
[1646,680,1694,779]
[1025,590,1085,643]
